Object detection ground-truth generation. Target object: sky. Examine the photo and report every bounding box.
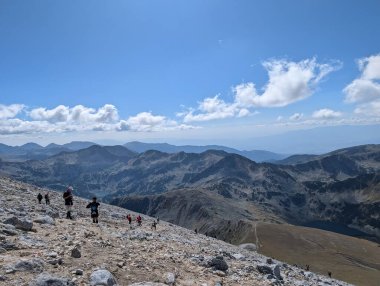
[1,0,380,151]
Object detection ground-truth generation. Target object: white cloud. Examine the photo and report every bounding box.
[354,99,380,116]
[289,113,303,121]
[0,104,193,135]
[233,58,341,108]
[119,112,195,132]
[29,105,70,122]
[29,104,119,123]
[182,96,243,122]
[344,54,380,117]
[0,104,25,119]
[179,57,339,122]
[312,108,342,119]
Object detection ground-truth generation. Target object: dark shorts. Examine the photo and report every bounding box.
[91,212,99,218]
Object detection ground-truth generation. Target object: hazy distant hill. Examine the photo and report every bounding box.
[0,141,97,161]
[124,141,286,162]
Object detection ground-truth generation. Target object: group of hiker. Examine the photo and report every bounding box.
[37,192,50,205]
[36,186,159,229]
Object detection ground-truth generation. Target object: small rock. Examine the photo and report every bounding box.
[71,247,81,258]
[128,283,166,286]
[266,258,273,264]
[89,269,117,286]
[232,253,245,261]
[165,272,175,285]
[214,270,226,277]
[75,269,84,275]
[257,265,273,275]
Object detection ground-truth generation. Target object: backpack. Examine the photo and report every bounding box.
[90,204,98,214]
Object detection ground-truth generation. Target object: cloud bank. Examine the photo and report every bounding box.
[0,104,194,135]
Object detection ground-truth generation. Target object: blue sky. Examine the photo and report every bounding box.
[1,0,380,151]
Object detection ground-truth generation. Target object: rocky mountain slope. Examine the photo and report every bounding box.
[0,177,351,286]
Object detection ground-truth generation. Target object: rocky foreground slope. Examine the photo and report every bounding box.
[0,177,352,286]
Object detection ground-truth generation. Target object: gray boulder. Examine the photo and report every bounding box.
[89,269,117,286]
[165,272,175,285]
[208,256,228,272]
[34,215,55,225]
[71,247,81,258]
[257,265,273,275]
[12,258,44,273]
[0,223,18,236]
[30,273,76,286]
[238,243,257,251]
[3,216,33,231]
[273,264,282,280]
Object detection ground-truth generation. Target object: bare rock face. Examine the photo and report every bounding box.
[89,269,117,286]
[3,216,33,231]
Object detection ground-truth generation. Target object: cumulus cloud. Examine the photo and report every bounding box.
[234,58,340,108]
[0,104,193,135]
[181,96,242,123]
[312,108,342,119]
[119,112,195,132]
[0,104,25,119]
[354,100,380,116]
[289,113,303,121]
[29,104,119,123]
[344,54,380,116]
[179,57,339,122]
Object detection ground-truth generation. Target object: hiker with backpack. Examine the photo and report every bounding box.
[136,215,142,226]
[37,193,43,204]
[44,193,50,205]
[86,197,100,223]
[126,214,132,227]
[63,186,74,219]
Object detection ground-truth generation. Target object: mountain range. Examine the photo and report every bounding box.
[0,141,287,163]
[0,142,379,285]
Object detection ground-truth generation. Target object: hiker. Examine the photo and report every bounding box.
[37,193,43,204]
[306,264,310,271]
[328,271,332,278]
[126,214,132,226]
[86,197,100,223]
[151,220,157,231]
[136,215,142,226]
[157,216,160,224]
[63,186,74,219]
[44,193,50,205]
[195,228,198,234]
